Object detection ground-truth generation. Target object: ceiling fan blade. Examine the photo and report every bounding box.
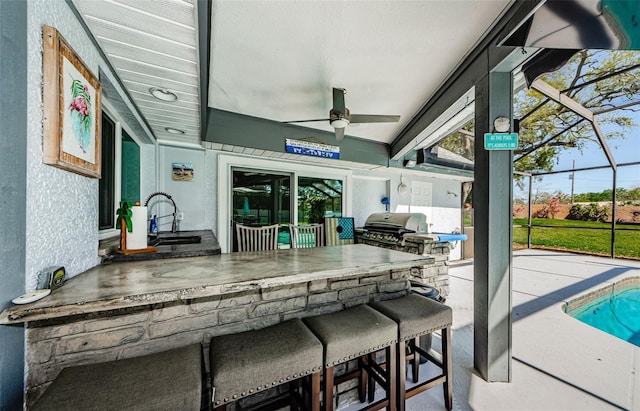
[349,114,401,124]
[283,118,330,124]
[335,127,345,141]
[332,88,346,114]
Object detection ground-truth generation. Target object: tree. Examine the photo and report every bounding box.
[514,50,639,182]
[437,51,639,188]
[308,199,325,224]
[439,123,474,161]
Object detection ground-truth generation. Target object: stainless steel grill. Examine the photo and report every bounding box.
[360,213,427,244]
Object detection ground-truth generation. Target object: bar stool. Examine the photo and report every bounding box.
[303,305,398,411]
[369,294,452,411]
[32,343,204,411]
[209,318,323,411]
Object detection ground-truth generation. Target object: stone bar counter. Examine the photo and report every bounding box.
[1,244,434,407]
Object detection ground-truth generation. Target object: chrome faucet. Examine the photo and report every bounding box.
[144,192,177,233]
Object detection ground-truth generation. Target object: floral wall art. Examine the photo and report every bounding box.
[62,61,96,163]
[42,25,101,178]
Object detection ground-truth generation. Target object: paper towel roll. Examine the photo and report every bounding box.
[126,206,148,250]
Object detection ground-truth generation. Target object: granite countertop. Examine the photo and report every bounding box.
[0,244,434,325]
[103,230,221,262]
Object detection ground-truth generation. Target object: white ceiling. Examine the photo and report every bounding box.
[74,0,514,149]
[208,0,513,144]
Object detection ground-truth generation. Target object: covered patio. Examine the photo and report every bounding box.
[406,249,639,410]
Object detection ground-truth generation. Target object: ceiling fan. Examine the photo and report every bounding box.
[286,88,401,141]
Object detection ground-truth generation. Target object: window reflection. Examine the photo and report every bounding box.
[298,177,342,224]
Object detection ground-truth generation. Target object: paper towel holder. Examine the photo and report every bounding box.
[115,201,158,255]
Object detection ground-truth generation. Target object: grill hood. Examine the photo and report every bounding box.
[363,213,427,233]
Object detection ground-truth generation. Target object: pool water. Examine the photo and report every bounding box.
[571,288,640,347]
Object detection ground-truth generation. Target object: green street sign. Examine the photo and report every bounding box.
[484,133,518,150]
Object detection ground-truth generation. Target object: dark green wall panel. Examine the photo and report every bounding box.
[0,0,26,408]
[206,108,391,166]
[121,132,140,203]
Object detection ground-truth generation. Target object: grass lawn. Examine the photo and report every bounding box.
[513,218,640,259]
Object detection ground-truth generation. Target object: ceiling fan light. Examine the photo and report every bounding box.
[331,118,349,129]
[149,87,178,102]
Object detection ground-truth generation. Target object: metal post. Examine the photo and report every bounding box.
[527,174,532,249]
[611,168,616,258]
[570,160,575,204]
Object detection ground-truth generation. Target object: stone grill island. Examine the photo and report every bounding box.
[356,231,452,298]
[0,244,435,407]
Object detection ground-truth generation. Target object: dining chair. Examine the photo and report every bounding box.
[289,224,325,248]
[235,223,279,252]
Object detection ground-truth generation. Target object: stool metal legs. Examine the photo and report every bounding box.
[443,326,452,410]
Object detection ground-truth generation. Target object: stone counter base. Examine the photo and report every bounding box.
[357,237,450,298]
[25,268,410,408]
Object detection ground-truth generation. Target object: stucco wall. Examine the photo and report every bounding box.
[152,145,217,234]
[25,0,154,289]
[26,1,99,290]
[156,145,207,232]
[352,177,389,227]
[140,143,157,204]
[204,150,218,233]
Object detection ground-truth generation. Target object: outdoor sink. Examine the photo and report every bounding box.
[149,235,201,246]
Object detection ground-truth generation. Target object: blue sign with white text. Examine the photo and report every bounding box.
[285,138,340,159]
[484,133,519,150]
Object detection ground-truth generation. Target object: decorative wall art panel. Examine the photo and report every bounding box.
[42,25,102,178]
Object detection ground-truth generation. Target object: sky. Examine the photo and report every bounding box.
[513,108,640,200]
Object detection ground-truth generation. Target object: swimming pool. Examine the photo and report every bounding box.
[565,277,640,347]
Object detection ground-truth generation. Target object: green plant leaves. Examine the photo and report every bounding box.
[71,79,84,99]
[115,201,134,232]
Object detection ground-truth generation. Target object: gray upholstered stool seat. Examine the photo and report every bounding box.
[303,305,398,411]
[369,294,453,411]
[209,318,323,410]
[32,343,203,411]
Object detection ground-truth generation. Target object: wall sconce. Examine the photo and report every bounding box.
[404,159,416,168]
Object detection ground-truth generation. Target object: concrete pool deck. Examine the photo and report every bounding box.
[404,248,640,411]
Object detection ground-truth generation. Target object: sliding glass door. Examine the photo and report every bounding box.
[231,169,291,250]
[220,155,352,252]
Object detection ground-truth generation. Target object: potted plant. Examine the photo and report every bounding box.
[116,201,133,250]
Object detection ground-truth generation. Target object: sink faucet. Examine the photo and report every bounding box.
[144,192,177,233]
